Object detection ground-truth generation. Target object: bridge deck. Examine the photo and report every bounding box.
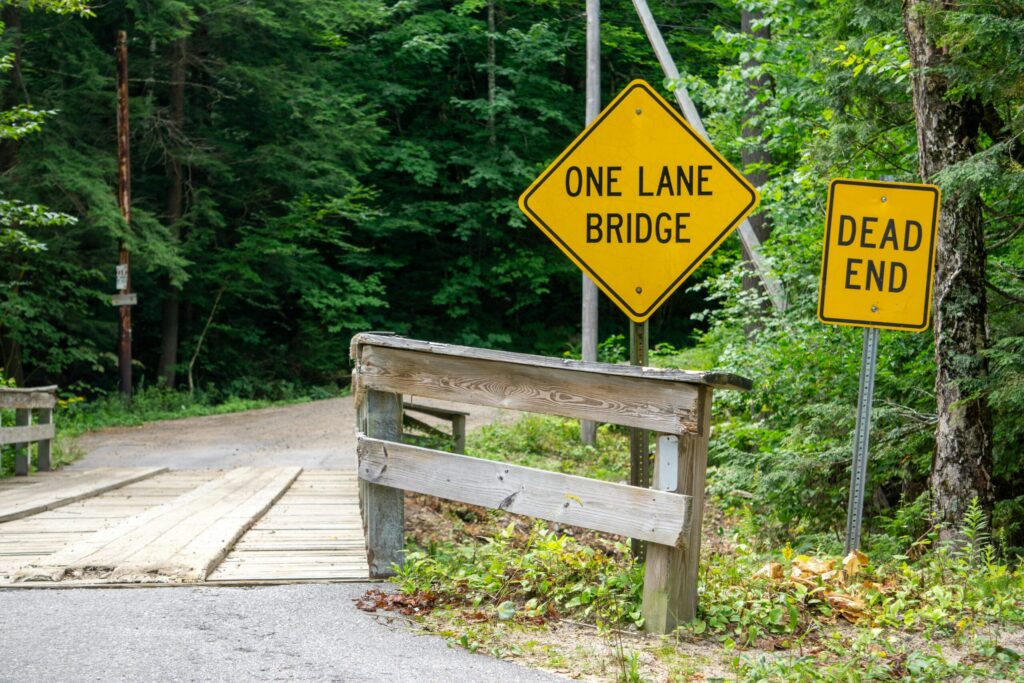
[0,468,369,586]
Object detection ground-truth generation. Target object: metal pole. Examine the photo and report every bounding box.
[845,326,879,553]
[116,31,133,400]
[580,0,600,446]
[630,0,787,314]
[629,320,649,557]
[843,173,894,553]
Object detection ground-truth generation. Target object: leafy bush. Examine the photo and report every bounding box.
[397,521,644,628]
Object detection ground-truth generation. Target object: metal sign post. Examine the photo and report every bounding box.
[845,326,879,553]
[629,319,649,557]
[819,174,940,552]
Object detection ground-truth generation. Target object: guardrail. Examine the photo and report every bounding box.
[350,333,750,633]
[0,386,58,476]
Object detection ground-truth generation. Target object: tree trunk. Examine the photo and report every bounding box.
[158,38,187,389]
[903,1,994,540]
[739,10,772,300]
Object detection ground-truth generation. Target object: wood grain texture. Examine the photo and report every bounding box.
[643,387,712,633]
[207,470,368,583]
[352,334,751,391]
[0,387,57,410]
[356,345,702,435]
[358,436,691,546]
[0,422,55,447]
[358,389,404,578]
[13,467,300,583]
[0,467,167,523]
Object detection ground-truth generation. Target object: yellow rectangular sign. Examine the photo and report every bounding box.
[818,178,940,332]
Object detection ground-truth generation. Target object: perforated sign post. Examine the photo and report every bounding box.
[818,177,940,553]
[519,79,759,324]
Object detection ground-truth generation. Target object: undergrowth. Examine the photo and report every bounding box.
[390,414,1024,681]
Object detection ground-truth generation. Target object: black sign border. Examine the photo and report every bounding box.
[818,178,940,332]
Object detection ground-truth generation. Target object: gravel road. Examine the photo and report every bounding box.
[71,395,514,470]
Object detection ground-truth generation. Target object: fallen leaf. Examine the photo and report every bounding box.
[843,550,869,577]
[753,562,784,580]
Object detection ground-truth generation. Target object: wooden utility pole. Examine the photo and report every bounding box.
[116,31,133,399]
[580,0,600,446]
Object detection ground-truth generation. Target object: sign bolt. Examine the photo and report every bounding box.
[635,287,643,294]
[635,108,642,115]
[881,196,887,203]
[871,305,878,312]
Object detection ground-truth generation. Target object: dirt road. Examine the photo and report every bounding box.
[71,396,515,470]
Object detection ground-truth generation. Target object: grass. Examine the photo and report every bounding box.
[391,414,1024,682]
[0,383,345,476]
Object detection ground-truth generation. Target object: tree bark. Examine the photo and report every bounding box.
[158,38,187,388]
[739,10,772,300]
[903,0,994,540]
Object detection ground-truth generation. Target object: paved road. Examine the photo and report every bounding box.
[0,584,561,682]
[3,399,552,682]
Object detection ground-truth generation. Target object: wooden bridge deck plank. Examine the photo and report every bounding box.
[206,470,368,583]
[12,467,300,583]
[0,468,168,523]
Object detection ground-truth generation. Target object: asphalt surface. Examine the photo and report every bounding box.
[3,399,549,682]
[0,584,562,682]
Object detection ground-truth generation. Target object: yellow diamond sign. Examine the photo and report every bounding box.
[518,79,759,323]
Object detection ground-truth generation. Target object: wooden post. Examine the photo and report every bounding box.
[357,388,405,578]
[452,413,466,454]
[642,386,711,632]
[13,408,30,476]
[629,320,649,557]
[35,407,52,471]
[116,30,133,399]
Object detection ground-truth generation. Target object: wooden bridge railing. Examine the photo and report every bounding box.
[350,333,750,633]
[0,386,57,476]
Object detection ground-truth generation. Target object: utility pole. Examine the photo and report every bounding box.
[116,31,133,399]
[580,0,600,446]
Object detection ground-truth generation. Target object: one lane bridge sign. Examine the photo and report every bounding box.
[818,178,940,332]
[518,79,759,323]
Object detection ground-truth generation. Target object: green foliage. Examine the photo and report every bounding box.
[397,520,645,628]
[54,383,335,438]
[468,414,629,483]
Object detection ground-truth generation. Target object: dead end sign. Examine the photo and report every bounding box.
[818,178,940,332]
[518,79,759,323]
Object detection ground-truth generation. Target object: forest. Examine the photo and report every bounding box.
[1,0,1022,625]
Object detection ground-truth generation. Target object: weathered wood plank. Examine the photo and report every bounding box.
[12,467,300,583]
[0,387,57,410]
[36,408,52,471]
[353,333,752,391]
[356,345,702,435]
[0,467,168,523]
[358,389,404,578]
[358,436,691,546]
[403,402,470,421]
[0,422,55,447]
[643,387,712,633]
